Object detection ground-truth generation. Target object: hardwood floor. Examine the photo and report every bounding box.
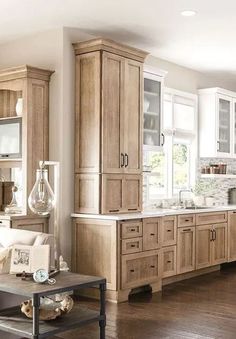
[54,265,236,339]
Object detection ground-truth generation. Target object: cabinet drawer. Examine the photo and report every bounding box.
[143,218,162,251]
[121,250,161,289]
[162,216,177,246]
[162,246,176,278]
[0,220,11,227]
[121,237,142,255]
[178,214,195,228]
[121,221,142,239]
[196,212,227,225]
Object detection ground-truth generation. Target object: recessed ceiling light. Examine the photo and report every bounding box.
[181,10,197,17]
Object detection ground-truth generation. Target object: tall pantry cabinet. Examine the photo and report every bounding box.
[74,39,148,214]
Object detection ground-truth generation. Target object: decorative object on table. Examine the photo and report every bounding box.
[15,98,23,116]
[4,186,22,214]
[59,255,69,272]
[20,294,74,320]
[33,268,56,285]
[10,244,50,274]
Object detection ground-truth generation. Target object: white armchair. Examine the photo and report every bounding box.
[0,227,54,310]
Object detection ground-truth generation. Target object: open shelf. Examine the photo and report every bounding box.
[0,116,22,121]
[0,305,102,339]
[201,174,236,179]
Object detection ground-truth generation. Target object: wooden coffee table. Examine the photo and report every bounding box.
[0,271,106,338]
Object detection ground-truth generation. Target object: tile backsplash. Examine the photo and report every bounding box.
[198,158,236,205]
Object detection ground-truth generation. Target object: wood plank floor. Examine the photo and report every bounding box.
[3,265,236,339]
[54,265,236,339]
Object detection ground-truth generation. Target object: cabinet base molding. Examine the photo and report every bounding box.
[162,265,220,286]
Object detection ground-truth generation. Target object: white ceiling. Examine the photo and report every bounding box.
[1,0,236,78]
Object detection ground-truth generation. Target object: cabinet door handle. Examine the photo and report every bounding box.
[233,211,236,214]
[130,244,136,248]
[125,153,128,167]
[210,229,213,241]
[213,229,216,241]
[167,229,171,232]
[130,269,135,273]
[150,265,155,268]
[167,260,172,263]
[120,153,125,167]
[182,228,191,232]
[109,209,119,212]
[128,208,138,211]
[0,221,2,224]
[161,133,165,146]
[150,233,155,236]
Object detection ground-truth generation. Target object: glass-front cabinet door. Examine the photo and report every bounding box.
[217,94,232,156]
[143,72,163,149]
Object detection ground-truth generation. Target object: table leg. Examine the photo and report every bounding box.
[99,281,106,339]
[32,295,40,339]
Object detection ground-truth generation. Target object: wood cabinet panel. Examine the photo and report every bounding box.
[143,218,162,251]
[121,237,142,255]
[11,218,48,233]
[72,218,117,291]
[75,52,100,173]
[196,225,212,270]
[177,227,195,274]
[178,214,196,228]
[162,246,176,278]
[162,216,177,247]
[121,220,143,239]
[212,223,227,265]
[121,250,161,289]
[74,174,99,214]
[102,52,124,173]
[228,211,236,262]
[102,174,123,213]
[196,212,227,225]
[124,59,142,174]
[123,175,142,212]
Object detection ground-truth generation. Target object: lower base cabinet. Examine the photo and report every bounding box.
[162,246,177,278]
[177,227,196,274]
[228,211,236,261]
[121,250,161,290]
[0,217,48,232]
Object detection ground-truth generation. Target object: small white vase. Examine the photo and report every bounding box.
[16,98,23,116]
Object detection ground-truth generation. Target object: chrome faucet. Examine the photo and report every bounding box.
[179,189,193,207]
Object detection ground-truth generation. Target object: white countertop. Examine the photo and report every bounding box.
[71,205,236,221]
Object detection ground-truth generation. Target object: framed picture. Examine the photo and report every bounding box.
[10,244,50,274]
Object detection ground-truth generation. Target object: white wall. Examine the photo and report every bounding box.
[1,27,236,263]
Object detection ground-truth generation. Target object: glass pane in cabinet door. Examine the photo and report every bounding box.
[218,98,230,154]
[143,78,161,147]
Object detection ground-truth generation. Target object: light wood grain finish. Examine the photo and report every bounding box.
[196,224,212,270]
[177,226,196,274]
[73,38,148,63]
[162,216,177,247]
[72,218,117,291]
[124,175,142,212]
[74,174,100,214]
[228,211,236,262]
[11,217,48,233]
[102,52,124,173]
[121,237,143,255]
[75,52,100,173]
[143,217,162,251]
[162,245,177,278]
[178,214,196,227]
[0,65,53,83]
[196,211,228,225]
[121,250,161,289]
[120,220,142,239]
[0,90,22,118]
[212,223,227,265]
[123,59,142,174]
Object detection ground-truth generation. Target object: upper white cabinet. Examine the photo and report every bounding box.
[143,66,166,149]
[199,88,236,158]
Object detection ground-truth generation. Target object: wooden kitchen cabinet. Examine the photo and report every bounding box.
[228,211,236,261]
[143,217,162,251]
[162,216,177,246]
[74,38,147,214]
[212,223,227,264]
[162,245,176,278]
[177,226,195,274]
[0,216,48,233]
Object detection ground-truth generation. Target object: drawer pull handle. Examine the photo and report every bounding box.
[109,209,119,212]
[150,233,155,236]
[130,228,136,232]
[167,229,171,232]
[150,265,155,268]
[185,219,190,222]
[130,244,136,248]
[130,269,135,273]
[167,260,172,263]
[233,211,236,214]
[182,228,191,232]
[128,208,138,211]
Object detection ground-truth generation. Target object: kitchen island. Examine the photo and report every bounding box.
[71,206,236,302]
